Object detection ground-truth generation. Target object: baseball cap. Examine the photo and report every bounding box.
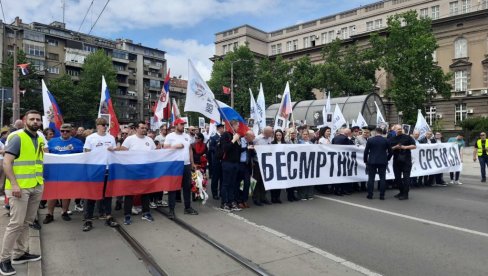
[60,123,72,130]
[216,123,224,128]
[173,118,187,125]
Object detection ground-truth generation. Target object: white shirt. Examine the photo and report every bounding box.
[154,134,166,145]
[254,134,273,145]
[318,137,331,145]
[122,135,156,151]
[164,132,191,165]
[84,132,116,152]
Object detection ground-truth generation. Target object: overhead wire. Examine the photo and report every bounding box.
[77,0,94,32]
[88,0,110,35]
[0,0,6,23]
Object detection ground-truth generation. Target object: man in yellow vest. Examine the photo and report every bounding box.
[473,132,488,182]
[0,110,43,275]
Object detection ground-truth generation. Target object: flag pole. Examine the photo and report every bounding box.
[212,98,237,136]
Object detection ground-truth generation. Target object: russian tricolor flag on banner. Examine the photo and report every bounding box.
[42,151,107,200]
[216,100,249,136]
[41,80,63,137]
[105,149,185,197]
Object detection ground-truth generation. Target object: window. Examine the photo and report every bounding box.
[454,38,468,58]
[432,50,437,62]
[83,44,97,53]
[449,1,459,15]
[374,20,382,29]
[113,64,125,71]
[426,106,436,126]
[292,40,298,50]
[349,25,356,36]
[303,37,309,48]
[233,42,238,49]
[461,0,471,13]
[328,30,335,42]
[483,0,488,9]
[455,70,468,91]
[23,30,44,42]
[223,45,228,54]
[113,50,128,60]
[47,67,59,74]
[341,27,348,39]
[366,21,374,31]
[24,43,45,57]
[66,69,80,76]
[271,45,277,55]
[420,8,429,19]
[455,103,468,123]
[46,38,58,46]
[431,5,440,19]
[28,59,45,71]
[47,53,59,61]
[321,32,327,44]
[286,41,292,51]
[149,79,160,89]
[276,43,282,54]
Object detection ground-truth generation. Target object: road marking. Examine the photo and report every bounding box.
[316,195,488,238]
[214,207,382,276]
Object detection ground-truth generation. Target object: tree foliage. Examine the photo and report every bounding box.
[370,10,452,124]
[46,74,80,124]
[316,40,378,97]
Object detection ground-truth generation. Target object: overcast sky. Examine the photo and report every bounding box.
[4,0,376,80]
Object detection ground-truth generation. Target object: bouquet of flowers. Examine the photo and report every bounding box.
[191,168,208,204]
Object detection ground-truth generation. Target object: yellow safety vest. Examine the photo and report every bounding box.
[477,139,487,157]
[5,131,44,189]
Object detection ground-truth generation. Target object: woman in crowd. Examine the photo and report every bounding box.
[192,133,208,170]
[318,127,332,145]
[297,131,314,200]
[270,130,287,203]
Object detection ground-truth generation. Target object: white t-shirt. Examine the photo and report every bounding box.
[84,132,116,152]
[254,135,273,146]
[122,135,156,151]
[318,137,331,145]
[164,132,191,165]
[154,134,166,145]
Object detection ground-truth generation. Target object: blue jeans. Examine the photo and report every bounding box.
[221,161,239,205]
[479,155,488,180]
[236,163,251,203]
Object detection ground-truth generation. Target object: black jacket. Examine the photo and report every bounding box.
[418,137,436,144]
[332,134,354,145]
[220,132,241,163]
[364,135,393,165]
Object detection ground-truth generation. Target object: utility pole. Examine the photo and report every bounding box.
[62,0,66,24]
[12,29,19,122]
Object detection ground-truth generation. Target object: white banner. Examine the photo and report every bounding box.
[255,143,462,190]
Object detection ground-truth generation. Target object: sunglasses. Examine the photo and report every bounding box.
[122,133,128,135]
[60,130,71,133]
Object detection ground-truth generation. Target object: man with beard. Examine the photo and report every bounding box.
[0,111,44,275]
[389,124,417,200]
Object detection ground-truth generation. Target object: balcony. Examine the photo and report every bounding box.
[112,57,129,64]
[116,70,130,76]
[117,81,129,88]
[65,61,83,68]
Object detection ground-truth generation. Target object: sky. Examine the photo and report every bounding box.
[2,0,377,80]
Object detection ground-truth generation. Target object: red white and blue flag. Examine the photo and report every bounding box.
[216,100,249,136]
[98,76,120,137]
[42,151,107,200]
[17,63,29,76]
[154,69,171,121]
[105,150,185,197]
[170,98,180,126]
[41,80,63,137]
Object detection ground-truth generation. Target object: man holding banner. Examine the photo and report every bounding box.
[389,124,416,200]
[82,118,118,232]
[164,118,199,220]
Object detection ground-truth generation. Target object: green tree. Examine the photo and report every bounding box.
[254,56,291,107]
[0,50,43,121]
[78,49,117,125]
[289,56,319,101]
[370,10,452,124]
[46,74,81,124]
[316,39,378,97]
[207,45,256,116]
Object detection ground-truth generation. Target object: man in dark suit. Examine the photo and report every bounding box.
[364,128,392,200]
[332,128,354,195]
[209,124,225,200]
[418,131,436,186]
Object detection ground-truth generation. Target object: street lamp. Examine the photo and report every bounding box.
[230,59,249,108]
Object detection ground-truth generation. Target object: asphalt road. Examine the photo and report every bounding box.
[225,179,488,276]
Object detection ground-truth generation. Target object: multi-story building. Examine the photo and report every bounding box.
[0,17,170,124]
[214,0,488,133]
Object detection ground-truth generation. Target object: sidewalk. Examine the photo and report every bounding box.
[0,196,41,276]
[461,147,481,179]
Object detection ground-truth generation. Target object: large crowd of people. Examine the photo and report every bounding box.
[0,109,479,275]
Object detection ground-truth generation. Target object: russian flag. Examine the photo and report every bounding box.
[42,151,107,200]
[41,80,63,137]
[98,76,120,137]
[216,100,249,136]
[105,149,185,197]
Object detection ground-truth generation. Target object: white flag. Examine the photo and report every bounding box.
[325,91,331,113]
[320,91,332,128]
[374,101,386,125]
[249,88,259,135]
[351,119,357,128]
[332,104,346,130]
[184,60,221,122]
[256,83,266,132]
[356,112,368,128]
[414,109,431,140]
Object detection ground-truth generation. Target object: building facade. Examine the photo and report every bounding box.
[1,17,171,124]
[214,0,488,133]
